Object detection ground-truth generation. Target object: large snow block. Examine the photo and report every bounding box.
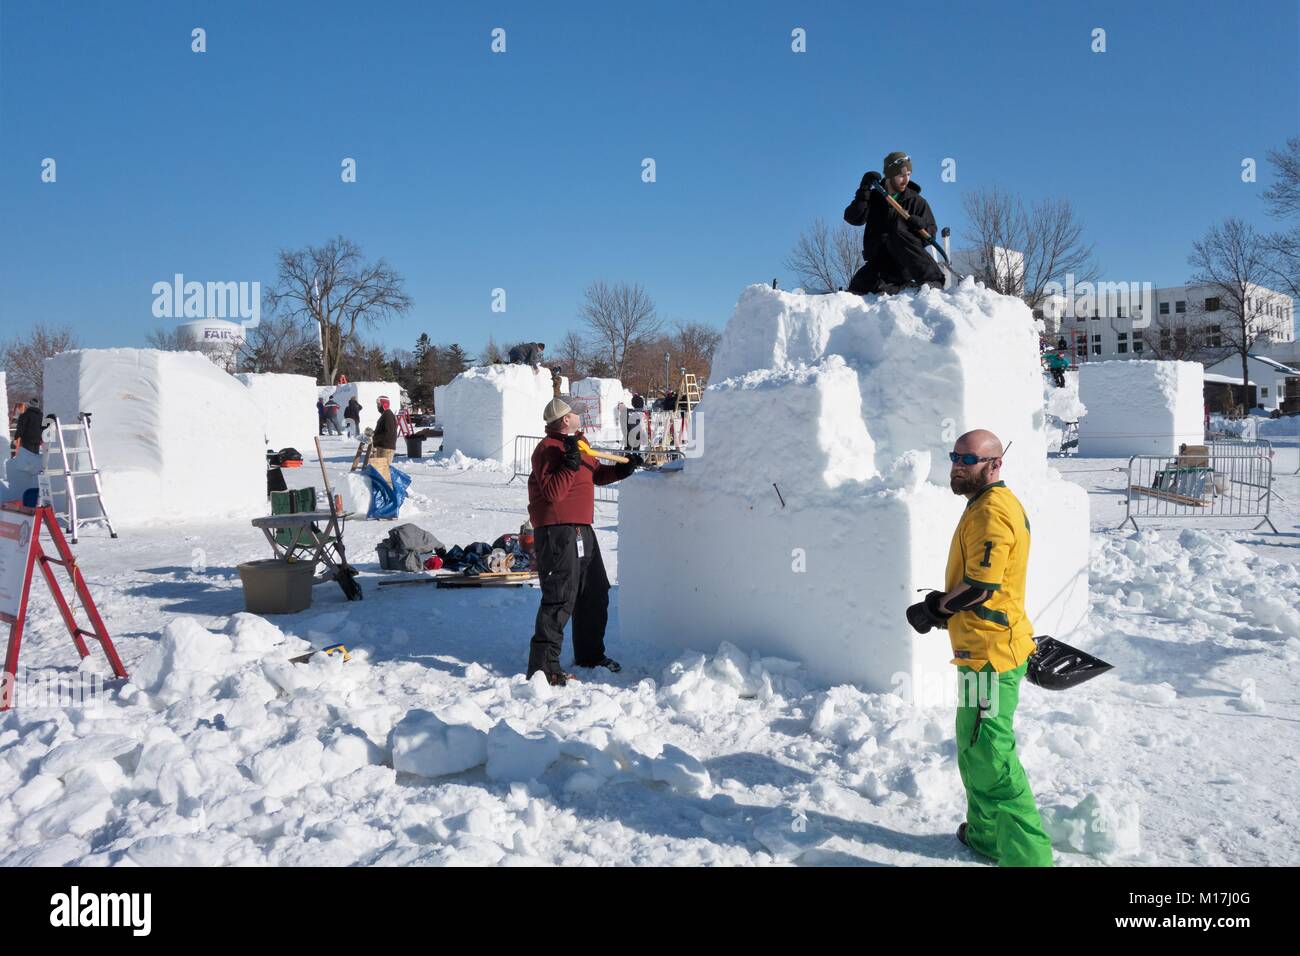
[235,373,319,452]
[618,282,1090,694]
[569,377,633,444]
[435,364,556,466]
[318,381,401,434]
[709,282,1050,488]
[1077,360,1204,457]
[43,349,265,526]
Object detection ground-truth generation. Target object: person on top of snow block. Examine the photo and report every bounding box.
[507,341,546,372]
[905,429,1054,867]
[370,395,399,483]
[526,397,643,686]
[844,151,946,295]
[1046,349,1069,388]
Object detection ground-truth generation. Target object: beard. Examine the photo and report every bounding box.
[949,472,984,496]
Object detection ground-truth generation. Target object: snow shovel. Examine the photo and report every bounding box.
[1026,636,1112,690]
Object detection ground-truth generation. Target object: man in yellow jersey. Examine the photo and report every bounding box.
[906,429,1053,867]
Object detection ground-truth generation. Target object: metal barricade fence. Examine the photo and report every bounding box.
[1121,445,1277,532]
[507,434,618,505]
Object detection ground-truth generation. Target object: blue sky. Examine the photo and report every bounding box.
[1,0,1296,355]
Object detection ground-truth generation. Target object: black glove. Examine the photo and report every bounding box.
[624,453,644,470]
[906,591,952,634]
[860,170,882,190]
[905,215,930,236]
[562,434,582,472]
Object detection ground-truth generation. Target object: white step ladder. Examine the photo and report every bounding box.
[40,412,117,544]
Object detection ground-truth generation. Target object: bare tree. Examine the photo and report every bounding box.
[555,330,589,381]
[961,187,1099,309]
[1262,137,1300,301]
[2,324,79,405]
[785,218,861,293]
[1189,218,1290,407]
[1142,313,1214,362]
[239,314,319,374]
[579,281,661,379]
[264,236,412,386]
[145,327,191,350]
[480,334,504,365]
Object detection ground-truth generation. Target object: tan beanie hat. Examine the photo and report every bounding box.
[543,397,572,424]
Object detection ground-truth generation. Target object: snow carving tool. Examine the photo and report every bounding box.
[1025,636,1113,690]
[313,437,363,601]
[576,438,630,464]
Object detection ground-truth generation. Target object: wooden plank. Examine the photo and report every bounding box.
[1130,485,1208,507]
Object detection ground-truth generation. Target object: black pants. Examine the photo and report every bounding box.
[528,524,610,677]
[1051,368,1065,388]
[848,238,945,295]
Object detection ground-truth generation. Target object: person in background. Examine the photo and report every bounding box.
[507,342,546,373]
[370,395,398,482]
[344,396,362,438]
[322,396,342,436]
[317,397,328,435]
[527,397,642,685]
[1046,349,1069,388]
[2,399,45,505]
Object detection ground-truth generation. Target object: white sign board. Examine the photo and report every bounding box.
[0,511,34,619]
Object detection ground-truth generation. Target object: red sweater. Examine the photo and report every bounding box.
[528,428,632,527]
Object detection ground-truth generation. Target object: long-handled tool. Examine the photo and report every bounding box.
[577,439,629,464]
[313,437,363,601]
[866,177,966,282]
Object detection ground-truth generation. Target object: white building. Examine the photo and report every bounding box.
[1204,353,1300,413]
[1037,282,1295,365]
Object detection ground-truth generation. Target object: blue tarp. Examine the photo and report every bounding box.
[364,465,411,519]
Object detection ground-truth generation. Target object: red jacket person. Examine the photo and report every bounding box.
[527,398,641,685]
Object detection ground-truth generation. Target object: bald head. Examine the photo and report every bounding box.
[955,429,1003,458]
[949,429,1005,498]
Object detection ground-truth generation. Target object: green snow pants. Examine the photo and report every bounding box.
[955,662,1054,867]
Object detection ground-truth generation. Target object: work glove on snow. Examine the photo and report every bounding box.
[562,434,583,472]
[906,591,952,634]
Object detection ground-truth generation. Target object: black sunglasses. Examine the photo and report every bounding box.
[949,440,1013,467]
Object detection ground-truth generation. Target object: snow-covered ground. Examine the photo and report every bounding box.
[2,434,1298,866]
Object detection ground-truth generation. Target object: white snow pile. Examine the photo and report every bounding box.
[1077,360,1204,457]
[620,281,1090,691]
[421,449,509,473]
[1043,370,1086,453]
[435,365,555,466]
[42,349,265,525]
[235,372,319,452]
[569,377,634,444]
[319,381,401,434]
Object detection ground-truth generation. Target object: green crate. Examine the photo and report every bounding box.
[271,487,316,547]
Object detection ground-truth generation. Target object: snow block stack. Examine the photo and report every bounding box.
[569,377,634,444]
[318,381,401,434]
[235,373,319,452]
[43,349,265,525]
[1077,360,1204,457]
[434,365,556,466]
[619,282,1090,693]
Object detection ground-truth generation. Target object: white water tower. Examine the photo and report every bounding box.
[178,319,244,371]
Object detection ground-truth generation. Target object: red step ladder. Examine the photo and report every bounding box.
[1,504,127,710]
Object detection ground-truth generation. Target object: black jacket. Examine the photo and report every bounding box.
[14,406,44,453]
[373,408,398,450]
[344,398,362,423]
[843,179,942,283]
[508,343,544,367]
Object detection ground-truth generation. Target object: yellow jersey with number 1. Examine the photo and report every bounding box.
[943,481,1036,672]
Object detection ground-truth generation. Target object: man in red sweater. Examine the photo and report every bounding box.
[528,397,642,685]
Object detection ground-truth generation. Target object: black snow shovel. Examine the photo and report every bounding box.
[1025,636,1113,691]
